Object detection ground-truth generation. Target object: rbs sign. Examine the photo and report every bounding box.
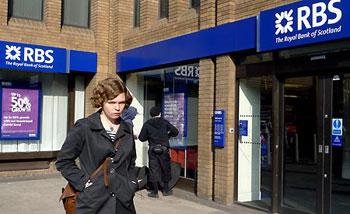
[259,0,350,52]
[22,47,54,63]
[0,41,66,73]
[297,0,341,31]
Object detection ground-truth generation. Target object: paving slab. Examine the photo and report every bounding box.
[0,174,267,214]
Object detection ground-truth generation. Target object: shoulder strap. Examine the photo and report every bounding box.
[89,140,121,187]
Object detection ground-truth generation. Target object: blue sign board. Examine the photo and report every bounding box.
[332,118,342,136]
[332,118,343,147]
[0,41,67,73]
[258,0,350,52]
[69,50,97,73]
[117,17,256,72]
[213,110,225,148]
[332,135,342,147]
[239,120,248,136]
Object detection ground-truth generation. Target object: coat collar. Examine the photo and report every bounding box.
[86,110,132,135]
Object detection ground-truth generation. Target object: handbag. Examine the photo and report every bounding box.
[59,141,121,214]
[59,158,110,214]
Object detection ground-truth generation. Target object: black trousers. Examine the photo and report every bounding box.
[148,149,172,183]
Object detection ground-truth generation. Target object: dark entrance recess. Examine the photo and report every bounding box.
[236,47,350,214]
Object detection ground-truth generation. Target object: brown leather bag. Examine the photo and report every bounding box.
[60,183,78,214]
[59,141,120,214]
[59,158,110,214]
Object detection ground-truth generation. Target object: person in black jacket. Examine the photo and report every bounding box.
[56,78,138,214]
[138,106,179,198]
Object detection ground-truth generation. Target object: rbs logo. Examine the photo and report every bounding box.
[5,45,54,64]
[275,0,342,35]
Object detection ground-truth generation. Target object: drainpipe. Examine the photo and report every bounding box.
[211,0,219,202]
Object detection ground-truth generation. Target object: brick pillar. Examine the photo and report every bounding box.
[214,55,236,204]
[85,0,112,116]
[140,0,158,31]
[200,0,216,29]
[44,0,61,33]
[0,0,7,26]
[169,0,188,23]
[197,58,215,200]
[217,0,236,25]
[114,1,133,73]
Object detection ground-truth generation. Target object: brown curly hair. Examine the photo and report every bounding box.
[90,78,133,108]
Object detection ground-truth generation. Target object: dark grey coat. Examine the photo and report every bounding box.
[56,110,137,214]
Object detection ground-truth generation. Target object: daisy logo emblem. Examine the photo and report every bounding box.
[275,9,294,35]
[5,45,21,61]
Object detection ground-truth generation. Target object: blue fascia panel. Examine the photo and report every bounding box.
[258,0,350,52]
[69,50,97,73]
[0,40,67,73]
[117,17,256,72]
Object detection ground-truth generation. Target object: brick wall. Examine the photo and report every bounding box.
[0,0,116,116]
[197,58,215,200]
[122,0,200,49]
[214,55,236,204]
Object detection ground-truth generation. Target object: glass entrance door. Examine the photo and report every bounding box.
[281,75,350,214]
[282,76,318,214]
[331,74,350,214]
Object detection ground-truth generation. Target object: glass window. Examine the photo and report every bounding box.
[0,71,69,153]
[126,64,199,179]
[159,0,169,19]
[8,0,43,21]
[191,0,200,10]
[134,0,140,27]
[62,0,90,28]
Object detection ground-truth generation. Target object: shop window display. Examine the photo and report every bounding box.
[126,64,199,179]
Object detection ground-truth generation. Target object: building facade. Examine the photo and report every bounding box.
[0,0,115,172]
[116,0,350,214]
[2,1,350,214]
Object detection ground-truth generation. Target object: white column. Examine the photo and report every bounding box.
[126,74,148,167]
[237,79,261,202]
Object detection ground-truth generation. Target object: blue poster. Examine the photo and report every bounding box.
[258,0,350,52]
[239,120,248,136]
[213,110,225,148]
[332,135,342,147]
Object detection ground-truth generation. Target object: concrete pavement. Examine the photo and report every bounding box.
[0,174,267,214]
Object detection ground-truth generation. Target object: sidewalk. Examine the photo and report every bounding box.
[0,174,267,214]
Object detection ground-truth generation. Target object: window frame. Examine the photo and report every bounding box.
[61,0,91,28]
[134,0,141,28]
[159,0,169,19]
[190,0,200,10]
[8,0,44,21]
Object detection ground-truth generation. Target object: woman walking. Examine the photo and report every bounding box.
[56,77,138,214]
